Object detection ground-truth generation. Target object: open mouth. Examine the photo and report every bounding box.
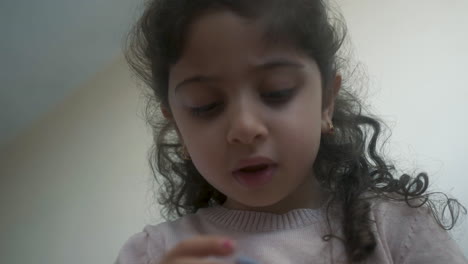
[238,164,269,173]
[233,164,276,188]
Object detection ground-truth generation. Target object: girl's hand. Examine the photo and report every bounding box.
[157,236,236,264]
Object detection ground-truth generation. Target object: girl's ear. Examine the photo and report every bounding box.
[160,105,184,143]
[321,74,342,133]
[160,105,173,120]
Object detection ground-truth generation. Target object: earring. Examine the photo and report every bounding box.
[180,144,191,160]
[328,121,335,134]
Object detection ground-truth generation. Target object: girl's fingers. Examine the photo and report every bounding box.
[163,236,236,261]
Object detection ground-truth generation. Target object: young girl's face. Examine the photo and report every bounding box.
[165,10,339,213]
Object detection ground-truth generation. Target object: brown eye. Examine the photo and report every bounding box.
[262,88,296,103]
[189,102,221,117]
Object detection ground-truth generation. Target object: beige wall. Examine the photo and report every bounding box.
[0,56,159,264]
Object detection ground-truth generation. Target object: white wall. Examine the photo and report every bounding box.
[0,56,159,264]
[339,0,468,251]
[0,1,467,263]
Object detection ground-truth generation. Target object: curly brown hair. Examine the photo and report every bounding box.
[125,0,465,262]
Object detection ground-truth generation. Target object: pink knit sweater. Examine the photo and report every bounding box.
[116,199,467,264]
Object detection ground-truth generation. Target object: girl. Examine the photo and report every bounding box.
[116,0,467,263]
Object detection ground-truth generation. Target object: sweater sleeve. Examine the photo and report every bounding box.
[115,225,166,264]
[397,205,468,264]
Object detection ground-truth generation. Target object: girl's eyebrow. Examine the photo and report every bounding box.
[175,58,304,93]
[175,75,222,94]
[257,58,305,71]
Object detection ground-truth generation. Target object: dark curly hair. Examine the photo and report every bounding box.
[125,0,466,262]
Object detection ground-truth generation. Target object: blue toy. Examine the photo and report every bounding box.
[235,255,259,264]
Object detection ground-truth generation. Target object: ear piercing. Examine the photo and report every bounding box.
[328,121,335,134]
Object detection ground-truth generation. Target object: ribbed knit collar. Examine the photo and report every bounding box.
[198,206,323,232]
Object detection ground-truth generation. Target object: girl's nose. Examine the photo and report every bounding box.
[226,105,268,145]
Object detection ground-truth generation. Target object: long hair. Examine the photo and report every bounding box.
[125,0,465,261]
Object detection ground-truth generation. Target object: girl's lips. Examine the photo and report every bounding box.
[233,156,276,172]
[233,164,277,189]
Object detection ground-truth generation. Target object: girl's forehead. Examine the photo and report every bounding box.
[171,10,309,77]
[181,11,268,58]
